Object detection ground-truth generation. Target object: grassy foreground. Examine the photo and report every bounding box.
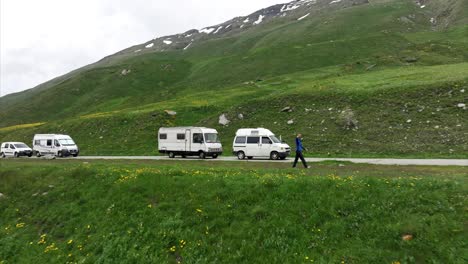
[0,160,466,263]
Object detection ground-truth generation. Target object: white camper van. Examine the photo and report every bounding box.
[32,134,79,157]
[158,127,223,159]
[1,142,33,158]
[233,128,291,160]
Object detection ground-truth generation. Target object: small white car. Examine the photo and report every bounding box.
[1,142,33,158]
[233,128,291,160]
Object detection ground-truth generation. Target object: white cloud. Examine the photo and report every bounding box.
[0,0,285,96]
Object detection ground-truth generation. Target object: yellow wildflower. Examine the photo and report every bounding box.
[67,239,73,244]
[16,223,25,228]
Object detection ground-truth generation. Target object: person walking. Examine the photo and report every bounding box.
[293,133,311,169]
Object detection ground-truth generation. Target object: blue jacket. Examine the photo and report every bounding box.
[295,137,304,152]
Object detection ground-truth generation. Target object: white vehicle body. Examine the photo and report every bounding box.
[233,128,291,160]
[0,142,33,158]
[32,134,79,157]
[158,127,223,159]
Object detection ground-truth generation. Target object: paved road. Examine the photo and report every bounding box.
[72,156,468,166]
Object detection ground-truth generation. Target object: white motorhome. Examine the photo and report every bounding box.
[233,128,291,160]
[32,134,79,157]
[1,142,33,158]
[158,127,223,159]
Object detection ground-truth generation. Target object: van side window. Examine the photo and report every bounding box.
[247,137,259,144]
[4,144,8,148]
[159,134,167,140]
[10,145,15,149]
[193,133,203,144]
[235,136,246,144]
[262,137,272,144]
[177,134,185,140]
[47,140,52,146]
[54,140,60,147]
[34,140,41,146]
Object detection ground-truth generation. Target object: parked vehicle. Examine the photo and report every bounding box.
[32,134,79,157]
[233,128,291,160]
[158,127,223,159]
[0,142,33,158]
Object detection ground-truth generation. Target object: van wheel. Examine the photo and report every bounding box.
[247,156,253,160]
[237,151,245,160]
[28,153,33,157]
[168,152,175,158]
[199,152,206,159]
[280,157,286,160]
[14,152,19,158]
[181,155,186,158]
[35,151,41,157]
[73,154,78,157]
[212,154,218,159]
[0,152,5,158]
[57,151,63,158]
[270,151,280,160]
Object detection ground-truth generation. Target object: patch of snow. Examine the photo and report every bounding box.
[298,13,310,21]
[226,24,232,29]
[163,40,172,45]
[183,42,192,50]
[200,28,215,34]
[134,49,142,53]
[281,4,300,12]
[240,25,245,28]
[214,26,223,34]
[145,43,154,49]
[253,15,265,25]
[243,17,250,23]
[420,5,426,8]
[330,0,342,4]
[185,34,192,38]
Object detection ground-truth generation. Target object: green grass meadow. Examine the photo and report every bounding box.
[0,159,466,263]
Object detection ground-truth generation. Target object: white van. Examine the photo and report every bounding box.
[33,134,79,157]
[233,128,291,160]
[0,142,33,158]
[158,127,223,159]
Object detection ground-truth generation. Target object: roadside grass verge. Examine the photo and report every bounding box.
[0,160,466,263]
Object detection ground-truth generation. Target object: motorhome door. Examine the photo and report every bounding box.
[185,129,191,152]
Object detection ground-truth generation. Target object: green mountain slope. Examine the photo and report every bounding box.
[0,0,467,157]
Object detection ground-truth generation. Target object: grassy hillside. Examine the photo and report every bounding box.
[0,160,467,263]
[0,0,467,157]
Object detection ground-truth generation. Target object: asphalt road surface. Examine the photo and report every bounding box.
[68,156,468,166]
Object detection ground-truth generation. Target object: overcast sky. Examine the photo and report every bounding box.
[0,0,286,97]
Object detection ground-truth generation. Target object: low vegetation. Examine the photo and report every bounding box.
[0,160,466,263]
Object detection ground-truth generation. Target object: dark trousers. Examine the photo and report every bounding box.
[293,151,308,168]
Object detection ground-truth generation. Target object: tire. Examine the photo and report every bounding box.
[212,154,218,159]
[28,154,32,158]
[57,151,63,158]
[0,152,5,158]
[181,155,187,159]
[73,154,78,157]
[168,152,175,159]
[237,151,245,160]
[280,157,286,160]
[247,156,253,160]
[14,152,19,158]
[199,151,206,159]
[270,151,280,160]
[35,151,41,157]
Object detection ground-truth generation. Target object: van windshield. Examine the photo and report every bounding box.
[59,139,76,146]
[270,136,281,144]
[14,143,29,148]
[204,133,220,143]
